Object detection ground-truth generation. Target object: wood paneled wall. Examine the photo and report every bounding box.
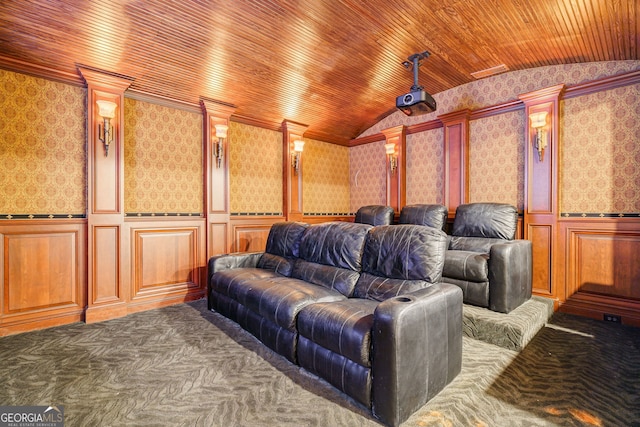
[0,221,86,335]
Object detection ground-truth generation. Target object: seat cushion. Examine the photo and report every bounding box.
[210,268,283,298]
[443,250,489,282]
[298,299,378,367]
[241,277,346,331]
[292,259,360,297]
[353,272,431,302]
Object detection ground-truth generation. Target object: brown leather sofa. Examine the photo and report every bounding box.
[208,221,462,426]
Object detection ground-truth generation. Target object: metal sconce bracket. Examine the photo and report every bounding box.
[292,139,305,175]
[96,100,117,157]
[385,142,397,174]
[529,111,549,162]
[213,123,228,168]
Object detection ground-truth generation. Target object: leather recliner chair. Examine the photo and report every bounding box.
[442,203,532,313]
[354,205,394,226]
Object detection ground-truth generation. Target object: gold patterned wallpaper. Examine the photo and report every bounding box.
[406,128,444,205]
[469,111,525,210]
[123,98,203,214]
[349,141,386,213]
[229,122,283,214]
[0,69,86,217]
[360,61,640,137]
[302,138,350,214]
[355,61,640,214]
[561,83,640,214]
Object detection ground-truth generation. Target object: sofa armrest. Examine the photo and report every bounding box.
[371,283,462,427]
[207,252,263,279]
[488,240,532,313]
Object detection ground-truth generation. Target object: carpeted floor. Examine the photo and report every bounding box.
[1,298,639,427]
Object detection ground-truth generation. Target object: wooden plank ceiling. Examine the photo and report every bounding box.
[0,0,638,144]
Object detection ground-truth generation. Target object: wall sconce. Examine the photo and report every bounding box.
[96,100,117,157]
[213,123,228,168]
[529,111,548,162]
[385,142,397,174]
[292,139,305,175]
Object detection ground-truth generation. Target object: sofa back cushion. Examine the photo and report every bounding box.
[451,203,517,240]
[292,222,372,296]
[354,205,394,226]
[398,204,448,231]
[257,221,309,276]
[353,224,448,301]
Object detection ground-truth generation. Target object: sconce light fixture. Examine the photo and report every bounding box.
[96,100,117,157]
[292,139,305,175]
[529,111,548,161]
[385,142,397,174]
[213,123,228,168]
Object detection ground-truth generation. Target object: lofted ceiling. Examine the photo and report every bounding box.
[0,0,638,144]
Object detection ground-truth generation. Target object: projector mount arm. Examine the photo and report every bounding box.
[402,51,430,91]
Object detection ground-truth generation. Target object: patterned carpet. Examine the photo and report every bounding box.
[0,298,639,427]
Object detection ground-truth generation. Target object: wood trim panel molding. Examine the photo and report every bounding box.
[0,221,86,336]
[559,219,640,326]
[131,227,202,299]
[230,217,283,253]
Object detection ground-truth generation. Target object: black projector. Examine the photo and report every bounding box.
[395,89,437,116]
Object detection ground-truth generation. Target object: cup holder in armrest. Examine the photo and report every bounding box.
[394,296,413,303]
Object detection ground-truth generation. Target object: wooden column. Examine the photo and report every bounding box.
[282,120,308,222]
[201,99,236,257]
[78,67,133,323]
[381,125,406,213]
[519,84,565,303]
[439,110,470,215]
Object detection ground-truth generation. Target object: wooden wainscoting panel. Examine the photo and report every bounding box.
[528,223,553,296]
[230,217,283,253]
[570,230,640,300]
[559,219,640,326]
[132,227,200,300]
[0,221,86,335]
[4,232,77,313]
[92,225,121,304]
[209,222,228,256]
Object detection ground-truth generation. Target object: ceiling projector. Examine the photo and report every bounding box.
[396,51,436,116]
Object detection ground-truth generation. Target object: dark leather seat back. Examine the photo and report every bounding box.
[354,224,448,301]
[451,203,517,240]
[399,204,448,230]
[257,221,309,275]
[354,205,394,226]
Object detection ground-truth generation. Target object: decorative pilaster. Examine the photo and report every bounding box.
[381,125,407,213]
[438,110,471,215]
[519,84,565,301]
[78,66,133,323]
[201,99,236,257]
[282,120,308,222]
